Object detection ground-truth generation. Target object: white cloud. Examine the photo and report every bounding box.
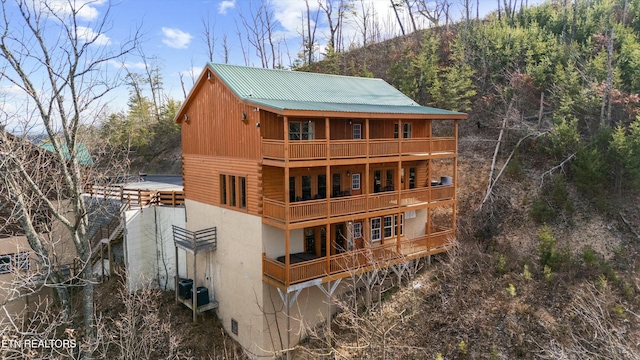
[44,0,107,21]
[218,0,236,15]
[0,84,25,97]
[76,26,111,45]
[106,60,147,70]
[180,67,203,79]
[161,27,193,49]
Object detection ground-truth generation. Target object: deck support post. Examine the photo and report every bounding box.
[316,279,341,330]
[108,241,113,277]
[277,287,303,360]
[175,245,179,305]
[192,232,197,323]
[100,242,105,281]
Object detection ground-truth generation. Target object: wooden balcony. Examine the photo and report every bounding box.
[262,137,455,162]
[262,185,454,224]
[263,228,454,287]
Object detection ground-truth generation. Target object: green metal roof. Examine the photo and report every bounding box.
[208,63,465,116]
[40,142,93,166]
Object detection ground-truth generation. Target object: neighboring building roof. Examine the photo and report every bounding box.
[39,142,93,166]
[182,63,466,118]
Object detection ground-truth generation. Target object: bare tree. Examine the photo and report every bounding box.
[237,0,279,68]
[319,0,353,52]
[390,0,406,35]
[414,0,445,26]
[201,13,217,62]
[0,0,139,354]
[221,31,230,64]
[301,0,320,65]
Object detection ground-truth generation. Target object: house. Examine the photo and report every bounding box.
[174,63,466,357]
[0,130,76,318]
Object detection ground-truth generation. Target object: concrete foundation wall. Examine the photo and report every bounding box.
[124,206,186,292]
[185,200,267,357]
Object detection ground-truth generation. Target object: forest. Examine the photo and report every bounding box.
[1,0,640,358]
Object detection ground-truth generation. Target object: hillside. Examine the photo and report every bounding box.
[121,1,640,358]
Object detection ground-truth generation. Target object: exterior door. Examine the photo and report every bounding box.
[373,170,381,193]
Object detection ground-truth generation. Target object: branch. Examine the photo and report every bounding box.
[619,211,640,240]
[539,153,576,188]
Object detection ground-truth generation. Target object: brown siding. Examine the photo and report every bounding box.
[262,166,285,201]
[181,76,262,159]
[261,112,283,140]
[183,155,262,215]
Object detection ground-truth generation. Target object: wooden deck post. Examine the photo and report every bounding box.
[453,120,458,237]
[108,241,113,277]
[100,242,105,281]
[175,244,179,305]
[192,232,197,323]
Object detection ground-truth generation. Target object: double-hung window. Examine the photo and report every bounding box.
[383,216,393,238]
[351,173,361,191]
[371,218,381,242]
[382,214,405,239]
[353,222,362,238]
[353,123,362,139]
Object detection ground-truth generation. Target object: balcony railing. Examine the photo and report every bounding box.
[262,185,454,224]
[263,228,455,286]
[262,137,455,161]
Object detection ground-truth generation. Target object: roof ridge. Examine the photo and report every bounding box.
[207,62,385,82]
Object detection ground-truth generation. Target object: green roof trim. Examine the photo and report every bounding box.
[39,142,93,166]
[208,63,465,116]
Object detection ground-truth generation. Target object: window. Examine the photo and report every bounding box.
[220,175,227,205]
[394,214,404,237]
[15,253,29,271]
[0,255,12,274]
[386,169,394,190]
[371,218,381,242]
[317,175,326,199]
[229,175,237,207]
[353,222,362,238]
[409,168,416,189]
[220,174,247,209]
[351,173,361,190]
[393,123,399,139]
[382,215,404,239]
[302,176,312,200]
[289,177,296,202]
[231,319,238,335]
[403,123,412,138]
[239,177,247,209]
[383,215,393,238]
[353,123,362,139]
[289,121,314,140]
[332,174,341,197]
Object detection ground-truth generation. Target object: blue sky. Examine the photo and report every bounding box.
[1,0,546,123]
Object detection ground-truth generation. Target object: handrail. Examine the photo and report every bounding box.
[262,229,455,286]
[261,136,456,161]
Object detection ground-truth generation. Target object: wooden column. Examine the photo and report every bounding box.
[397,160,402,253]
[108,241,113,277]
[192,233,197,323]
[285,229,291,287]
[284,116,291,284]
[326,117,331,219]
[365,118,370,212]
[452,120,459,235]
[175,245,179,304]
